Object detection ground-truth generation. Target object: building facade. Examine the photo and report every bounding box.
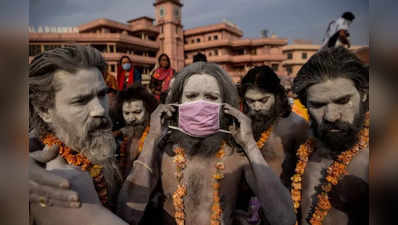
[282,40,363,78]
[29,0,289,84]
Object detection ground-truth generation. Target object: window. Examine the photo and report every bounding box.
[208,36,212,41]
[44,45,61,51]
[29,45,41,56]
[214,49,219,56]
[302,52,308,59]
[271,64,279,71]
[209,51,212,56]
[287,53,293,59]
[191,39,195,44]
[214,35,218,40]
[174,8,180,18]
[110,64,116,73]
[286,66,293,75]
[159,7,165,17]
[197,38,201,43]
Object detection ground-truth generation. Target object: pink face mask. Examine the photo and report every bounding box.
[174,100,222,137]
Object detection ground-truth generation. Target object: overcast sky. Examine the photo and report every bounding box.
[29,0,369,45]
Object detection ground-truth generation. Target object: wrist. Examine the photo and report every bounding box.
[242,137,257,151]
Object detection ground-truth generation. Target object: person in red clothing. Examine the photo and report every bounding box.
[150,53,175,101]
[117,56,142,91]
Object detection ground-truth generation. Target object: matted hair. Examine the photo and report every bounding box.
[115,84,158,126]
[293,47,368,111]
[29,45,107,136]
[165,62,239,108]
[240,66,291,118]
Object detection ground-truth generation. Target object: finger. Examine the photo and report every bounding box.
[30,164,71,189]
[222,104,242,120]
[169,103,179,112]
[30,193,81,208]
[30,180,79,202]
[30,145,59,163]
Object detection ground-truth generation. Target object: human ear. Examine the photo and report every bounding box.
[361,91,368,103]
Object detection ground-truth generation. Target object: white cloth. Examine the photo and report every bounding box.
[321,17,351,49]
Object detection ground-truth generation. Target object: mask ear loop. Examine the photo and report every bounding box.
[168,125,232,136]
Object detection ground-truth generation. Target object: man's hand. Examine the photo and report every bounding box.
[148,104,176,139]
[29,145,80,208]
[222,103,255,149]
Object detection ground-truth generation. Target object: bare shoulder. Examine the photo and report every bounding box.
[347,147,369,182]
[275,112,309,141]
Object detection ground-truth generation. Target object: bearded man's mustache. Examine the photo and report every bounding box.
[84,116,113,136]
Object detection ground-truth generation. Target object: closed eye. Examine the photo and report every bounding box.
[334,95,351,105]
[185,93,198,99]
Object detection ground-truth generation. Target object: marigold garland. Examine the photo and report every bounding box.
[290,112,369,224]
[137,126,150,154]
[292,99,310,122]
[172,142,226,225]
[118,126,150,177]
[42,134,109,206]
[256,126,273,150]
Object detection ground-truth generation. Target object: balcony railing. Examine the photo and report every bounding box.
[29,33,160,50]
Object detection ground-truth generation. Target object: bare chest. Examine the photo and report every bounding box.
[301,148,369,225]
[261,134,286,176]
[160,150,246,225]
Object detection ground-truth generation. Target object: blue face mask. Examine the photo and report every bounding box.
[122,63,131,71]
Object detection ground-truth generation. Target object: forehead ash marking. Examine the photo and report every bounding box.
[122,100,144,111]
[307,78,359,102]
[54,68,106,97]
[245,87,274,100]
[183,74,221,94]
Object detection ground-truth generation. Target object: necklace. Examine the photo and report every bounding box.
[256,126,273,149]
[42,134,109,206]
[172,142,226,225]
[291,112,369,224]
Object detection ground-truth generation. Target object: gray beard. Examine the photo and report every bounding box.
[120,123,146,139]
[50,114,122,197]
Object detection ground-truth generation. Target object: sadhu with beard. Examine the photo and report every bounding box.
[28,46,128,225]
[238,66,309,224]
[117,62,296,225]
[291,47,369,225]
[113,84,158,178]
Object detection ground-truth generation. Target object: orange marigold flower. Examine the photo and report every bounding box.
[317,194,331,210]
[216,162,225,170]
[292,182,302,190]
[291,174,302,182]
[291,189,301,201]
[213,173,224,180]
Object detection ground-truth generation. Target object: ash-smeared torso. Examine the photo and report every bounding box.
[301,146,369,225]
[257,113,309,186]
[160,144,248,225]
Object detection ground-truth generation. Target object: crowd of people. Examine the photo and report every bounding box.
[28,17,368,225]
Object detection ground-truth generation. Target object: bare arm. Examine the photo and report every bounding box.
[117,134,161,224]
[223,103,296,225]
[117,104,175,224]
[243,140,296,225]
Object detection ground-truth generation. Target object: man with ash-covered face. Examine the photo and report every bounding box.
[238,66,309,224]
[113,84,158,178]
[240,66,309,184]
[117,62,295,225]
[291,47,369,225]
[29,46,128,225]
